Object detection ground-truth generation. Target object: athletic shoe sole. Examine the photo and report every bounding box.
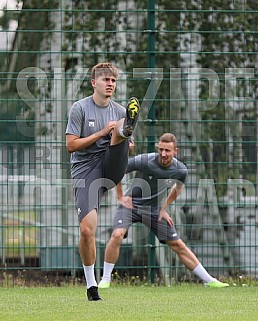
[123,97,140,137]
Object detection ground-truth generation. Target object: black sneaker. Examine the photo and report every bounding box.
[87,286,102,301]
[122,97,140,137]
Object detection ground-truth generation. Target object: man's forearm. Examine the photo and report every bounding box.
[161,187,178,210]
[116,182,123,200]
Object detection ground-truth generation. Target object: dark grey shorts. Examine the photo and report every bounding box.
[73,140,129,222]
[113,205,180,243]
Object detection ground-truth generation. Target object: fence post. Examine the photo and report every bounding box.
[147,0,156,284]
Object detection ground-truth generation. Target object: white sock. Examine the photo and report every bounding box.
[192,263,216,283]
[101,261,115,282]
[83,264,97,289]
[118,126,129,138]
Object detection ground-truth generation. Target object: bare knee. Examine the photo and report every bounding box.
[110,228,126,244]
[168,239,187,253]
[80,224,95,242]
[80,226,94,242]
[79,211,97,242]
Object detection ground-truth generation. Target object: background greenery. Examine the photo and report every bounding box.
[0,0,257,284]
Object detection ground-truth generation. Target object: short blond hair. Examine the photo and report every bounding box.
[159,133,177,146]
[91,62,119,80]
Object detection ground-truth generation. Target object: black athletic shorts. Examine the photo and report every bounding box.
[112,205,180,243]
[73,140,129,222]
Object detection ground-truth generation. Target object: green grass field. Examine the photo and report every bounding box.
[0,284,257,321]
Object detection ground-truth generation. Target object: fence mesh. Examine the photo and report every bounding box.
[0,0,257,286]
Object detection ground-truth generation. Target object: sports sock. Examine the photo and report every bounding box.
[83,264,97,289]
[101,261,115,282]
[192,263,216,283]
[118,126,130,138]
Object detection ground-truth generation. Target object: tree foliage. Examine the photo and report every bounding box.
[2,0,257,182]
